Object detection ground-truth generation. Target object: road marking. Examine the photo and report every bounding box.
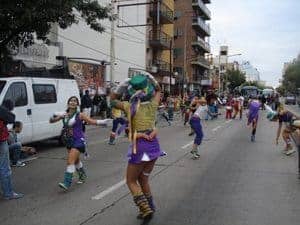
[92,179,126,200]
[181,141,194,149]
[212,126,222,132]
[225,119,232,124]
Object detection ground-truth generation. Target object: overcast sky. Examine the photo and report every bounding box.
[209,0,300,87]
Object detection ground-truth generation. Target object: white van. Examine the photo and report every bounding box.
[0,76,80,144]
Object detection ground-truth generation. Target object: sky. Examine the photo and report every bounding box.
[209,0,300,87]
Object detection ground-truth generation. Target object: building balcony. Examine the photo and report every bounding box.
[150,2,174,24]
[191,37,210,53]
[148,59,171,77]
[192,17,210,36]
[149,30,172,50]
[192,0,211,20]
[191,56,210,69]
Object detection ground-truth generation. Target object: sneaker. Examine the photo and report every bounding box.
[192,153,200,160]
[58,182,69,191]
[4,192,24,200]
[168,121,172,126]
[285,149,296,156]
[251,135,255,142]
[11,161,26,167]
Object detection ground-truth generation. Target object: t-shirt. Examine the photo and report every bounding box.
[124,100,158,131]
[112,107,122,118]
[278,111,294,124]
[194,105,208,120]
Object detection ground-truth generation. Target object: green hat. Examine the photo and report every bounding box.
[129,74,148,90]
[128,74,155,101]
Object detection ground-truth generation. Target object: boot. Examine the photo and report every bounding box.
[76,168,87,184]
[58,172,73,190]
[133,193,153,220]
[137,194,156,219]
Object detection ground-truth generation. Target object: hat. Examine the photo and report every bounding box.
[128,74,155,101]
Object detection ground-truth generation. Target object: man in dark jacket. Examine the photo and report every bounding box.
[0,100,24,200]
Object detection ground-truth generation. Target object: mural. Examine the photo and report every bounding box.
[68,60,106,95]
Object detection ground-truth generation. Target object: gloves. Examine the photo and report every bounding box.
[96,118,113,125]
[112,78,130,95]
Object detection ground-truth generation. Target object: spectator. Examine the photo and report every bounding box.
[8,121,25,167]
[81,90,93,117]
[92,91,102,117]
[0,100,24,200]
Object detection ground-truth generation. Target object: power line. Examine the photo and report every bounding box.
[117,17,147,36]
[49,31,145,69]
[74,15,145,44]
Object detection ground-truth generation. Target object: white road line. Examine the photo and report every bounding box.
[181,141,194,149]
[225,119,232,124]
[212,126,222,132]
[92,179,126,200]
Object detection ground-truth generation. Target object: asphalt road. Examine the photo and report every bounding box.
[1,110,300,225]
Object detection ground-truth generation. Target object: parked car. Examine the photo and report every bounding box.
[285,95,296,105]
[0,76,80,144]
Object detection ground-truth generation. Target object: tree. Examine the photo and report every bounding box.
[282,60,300,94]
[0,0,111,63]
[242,81,266,90]
[224,69,246,91]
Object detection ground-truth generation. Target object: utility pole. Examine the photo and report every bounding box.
[110,0,116,84]
[169,39,172,94]
[183,22,187,97]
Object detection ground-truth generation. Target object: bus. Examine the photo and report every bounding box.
[262,88,274,97]
[241,86,259,97]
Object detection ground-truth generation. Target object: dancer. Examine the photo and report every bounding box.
[50,96,111,190]
[189,97,206,159]
[108,106,128,145]
[247,96,261,142]
[274,105,300,155]
[110,74,163,221]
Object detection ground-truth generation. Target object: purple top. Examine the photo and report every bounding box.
[248,100,260,120]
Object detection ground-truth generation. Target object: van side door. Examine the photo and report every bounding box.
[2,81,33,143]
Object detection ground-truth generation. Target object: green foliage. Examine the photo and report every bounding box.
[282,60,300,94]
[0,0,111,61]
[225,69,246,91]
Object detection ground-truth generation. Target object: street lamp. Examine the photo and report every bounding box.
[218,53,242,95]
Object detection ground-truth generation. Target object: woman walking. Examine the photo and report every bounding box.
[110,74,163,221]
[50,96,110,190]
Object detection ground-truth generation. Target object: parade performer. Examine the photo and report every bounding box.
[247,96,261,142]
[50,96,111,190]
[189,97,206,159]
[108,106,128,145]
[110,74,163,221]
[267,104,300,155]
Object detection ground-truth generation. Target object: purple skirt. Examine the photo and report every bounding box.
[127,136,163,164]
[248,113,259,124]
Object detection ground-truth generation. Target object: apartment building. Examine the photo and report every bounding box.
[146,0,174,92]
[173,0,211,94]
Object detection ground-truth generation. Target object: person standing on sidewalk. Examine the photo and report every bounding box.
[50,96,111,191]
[247,96,261,142]
[0,100,24,200]
[8,121,26,167]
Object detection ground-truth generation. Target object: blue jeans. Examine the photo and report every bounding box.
[9,142,22,165]
[0,141,13,197]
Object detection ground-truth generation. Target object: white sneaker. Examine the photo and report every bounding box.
[285,149,296,156]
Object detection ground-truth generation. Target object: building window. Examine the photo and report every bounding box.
[174,48,183,59]
[174,11,182,20]
[32,84,57,104]
[4,82,28,107]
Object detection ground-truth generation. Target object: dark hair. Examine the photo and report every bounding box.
[67,96,80,105]
[2,100,14,111]
[85,90,89,95]
[13,121,23,129]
